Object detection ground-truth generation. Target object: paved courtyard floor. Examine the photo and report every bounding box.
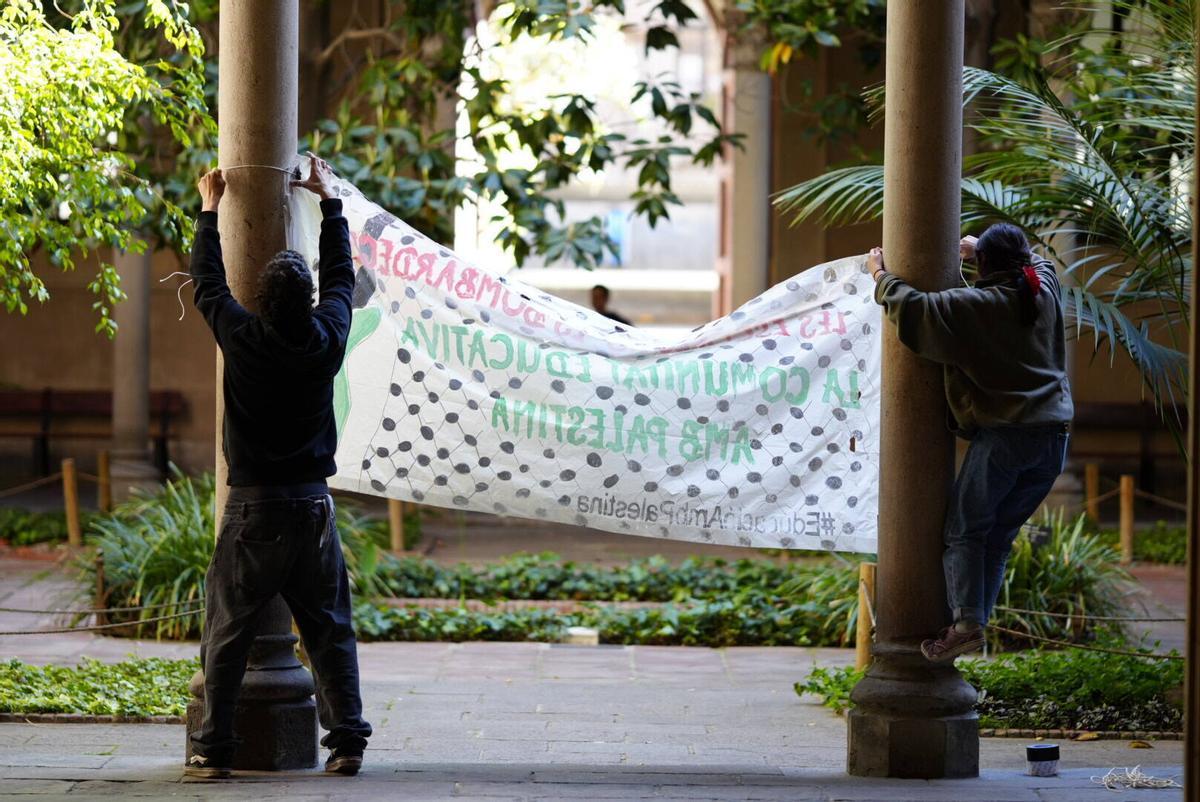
[0,638,1186,800]
[0,552,1188,800]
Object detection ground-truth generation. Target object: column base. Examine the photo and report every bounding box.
[185,697,317,771]
[846,641,979,778]
[848,708,979,779]
[185,599,318,771]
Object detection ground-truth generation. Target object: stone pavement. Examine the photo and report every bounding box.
[1127,564,1188,654]
[0,640,1186,800]
[0,555,1188,800]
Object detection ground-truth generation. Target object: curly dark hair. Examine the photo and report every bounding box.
[256,249,315,331]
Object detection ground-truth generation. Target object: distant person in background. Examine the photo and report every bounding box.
[591,284,633,327]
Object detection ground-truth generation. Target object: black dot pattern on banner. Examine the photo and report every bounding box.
[353,250,877,551]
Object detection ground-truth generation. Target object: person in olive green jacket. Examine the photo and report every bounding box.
[869,223,1074,662]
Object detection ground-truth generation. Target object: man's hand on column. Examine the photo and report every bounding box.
[292,153,337,200]
[198,169,225,213]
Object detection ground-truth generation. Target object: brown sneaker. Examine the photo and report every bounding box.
[325,749,363,776]
[921,625,984,663]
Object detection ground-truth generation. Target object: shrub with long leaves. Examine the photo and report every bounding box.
[81,472,215,639]
[775,0,1194,422]
[78,474,410,639]
[993,510,1135,648]
[775,512,1133,649]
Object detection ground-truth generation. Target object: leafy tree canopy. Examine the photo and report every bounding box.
[0,0,211,335]
[7,0,881,334]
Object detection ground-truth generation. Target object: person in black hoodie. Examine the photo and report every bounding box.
[185,158,371,779]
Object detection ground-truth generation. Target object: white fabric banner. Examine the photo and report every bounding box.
[292,172,881,552]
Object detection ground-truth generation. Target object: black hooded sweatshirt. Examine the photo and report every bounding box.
[190,198,354,486]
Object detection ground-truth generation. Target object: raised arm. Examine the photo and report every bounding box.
[293,156,353,352]
[190,169,251,347]
[868,246,968,366]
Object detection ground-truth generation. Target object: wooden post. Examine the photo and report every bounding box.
[388,498,406,553]
[1119,474,1135,565]
[94,551,108,626]
[97,450,112,513]
[1085,463,1100,522]
[855,562,877,671]
[61,458,82,548]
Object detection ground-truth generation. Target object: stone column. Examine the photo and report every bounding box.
[110,247,159,500]
[185,0,317,771]
[846,1,979,779]
[714,14,771,318]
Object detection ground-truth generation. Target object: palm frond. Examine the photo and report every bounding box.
[776,0,1193,422]
[773,165,884,227]
[1064,285,1188,410]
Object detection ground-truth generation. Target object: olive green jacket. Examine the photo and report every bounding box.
[873,256,1074,438]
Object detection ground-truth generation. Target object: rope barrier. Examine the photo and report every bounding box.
[1083,487,1121,508]
[994,605,1185,623]
[0,599,204,615]
[1131,488,1187,513]
[989,624,1184,661]
[0,472,64,500]
[1061,487,1120,516]
[0,609,202,636]
[75,472,100,484]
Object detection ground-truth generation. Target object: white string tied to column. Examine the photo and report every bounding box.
[157,158,307,322]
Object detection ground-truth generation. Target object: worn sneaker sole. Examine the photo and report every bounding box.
[183,765,232,779]
[920,633,985,663]
[325,755,363,776]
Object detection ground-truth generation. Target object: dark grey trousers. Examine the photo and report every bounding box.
[190,484,372,763]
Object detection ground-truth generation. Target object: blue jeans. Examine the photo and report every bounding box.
[191,485,372,763]
[943,425,1069,626]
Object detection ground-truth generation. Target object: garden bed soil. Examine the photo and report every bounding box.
[0,540,73,561]
[980,727,1181,741]
[0,713,183,724]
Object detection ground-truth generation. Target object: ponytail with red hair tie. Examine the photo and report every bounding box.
[1017,264,1041,326]
[1022,265,1041,295]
